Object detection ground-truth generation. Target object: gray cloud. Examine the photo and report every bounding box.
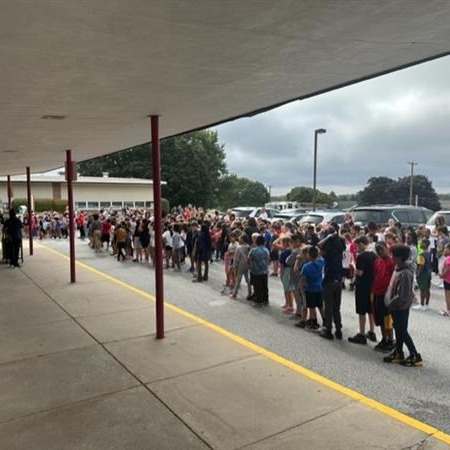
[214,56,450,195]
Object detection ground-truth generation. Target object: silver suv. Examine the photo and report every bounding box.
[352,205,433,228]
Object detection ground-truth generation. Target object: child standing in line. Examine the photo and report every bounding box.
[348,235,377,345]
[300,246,324,330]
[223,232,238,293]
[294,245,310,328]
[384,244,422,366]
[171,223,183,271]
[439,243,450,316]
[248,235,270,306]
[372,242,395,353]
[279,237,295,313]
[414,238,432,311]
[230,233,252,299]
[288,234,304,321]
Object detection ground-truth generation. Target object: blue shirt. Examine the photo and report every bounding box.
[249,245,270,275]
[279,249,292,266]
[300,257,324,293]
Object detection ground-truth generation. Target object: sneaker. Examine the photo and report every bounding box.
[319,330,334,340]
[229,294,237,299]
[283,307,295,314]
[246,294,255,301]
[306,320,320,331]
[385,341,396,352]
[439,310,450,317]
[422,305,429,311]
[412,304,424,310]
[348,333,367,345]
[400,353,423,367]
[383,351,405,364]
[334,329,343,340]
[295,320,306,328]
[374,340,389,353]
[252,301,269,308]
[365,331,377,342]
[373,340,386,352]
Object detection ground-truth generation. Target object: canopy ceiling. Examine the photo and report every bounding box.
[1,0,450,175]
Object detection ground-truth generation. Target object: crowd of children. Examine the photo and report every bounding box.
[14,204,450,368]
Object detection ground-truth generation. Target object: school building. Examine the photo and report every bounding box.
[0,173,157,211]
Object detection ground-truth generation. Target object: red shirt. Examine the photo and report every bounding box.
[372,256,394,295]
[101,221,111,235]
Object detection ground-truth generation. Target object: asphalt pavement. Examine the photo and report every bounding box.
[41,238,450,435]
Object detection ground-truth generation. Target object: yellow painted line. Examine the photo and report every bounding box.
[36,243,450,445]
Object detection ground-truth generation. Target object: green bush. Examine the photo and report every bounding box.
[161,197,170,215]
[12,198,67,213]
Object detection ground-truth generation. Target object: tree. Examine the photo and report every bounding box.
[286,186,333,205]
[396,175,441,211]
[357,175,441,210]
[357,177,398,205]
[215,174,269,209]
[78,130,227,208]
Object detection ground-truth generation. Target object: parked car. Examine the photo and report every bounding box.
[298,210,346,226]
[231,207,278,220]
[271,208,308,224]
[426,210,450,231]
[352,205,433,228]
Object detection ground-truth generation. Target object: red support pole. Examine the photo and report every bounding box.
[150,115,164,339]
[7,175,12,210]
[26,167,34,256]
[66,150,76,283]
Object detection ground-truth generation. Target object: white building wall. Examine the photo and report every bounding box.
[0,181,154,210]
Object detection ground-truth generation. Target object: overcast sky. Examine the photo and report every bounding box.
[214,56,450,196]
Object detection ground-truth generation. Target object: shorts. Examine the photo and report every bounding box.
[373,294,392,328]
[101,233,110,243]
[343,267,354,279]
[281,267,295,292]
[134,237,142,249]
[305,291,323,308]
[416,272,431,291]
[355,287,372,315]
[270,249,279,261]
[293,286,306,308]
[444,281,450,291]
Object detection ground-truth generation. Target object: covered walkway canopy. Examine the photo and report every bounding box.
[1,0,450,175]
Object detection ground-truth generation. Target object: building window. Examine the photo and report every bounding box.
[145,201,153,208]
[124,201,133,208]
[88,201,99,209]
[135,201,145,207]
[112,201,123,208]
[100,201,111,208]
[75,201,87,209]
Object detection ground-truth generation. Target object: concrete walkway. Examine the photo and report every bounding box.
[0,247,448,449]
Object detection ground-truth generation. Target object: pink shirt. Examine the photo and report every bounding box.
[444,256,450,283]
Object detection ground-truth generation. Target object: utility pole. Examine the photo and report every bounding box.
[268,184,272,198]
[407,161,418,205]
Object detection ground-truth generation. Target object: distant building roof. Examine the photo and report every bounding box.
[0,174,164,185]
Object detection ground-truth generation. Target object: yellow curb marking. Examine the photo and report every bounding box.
[37,244,450,445]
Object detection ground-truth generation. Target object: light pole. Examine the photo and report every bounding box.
[312,128,326,212]
[407,161,418,205]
